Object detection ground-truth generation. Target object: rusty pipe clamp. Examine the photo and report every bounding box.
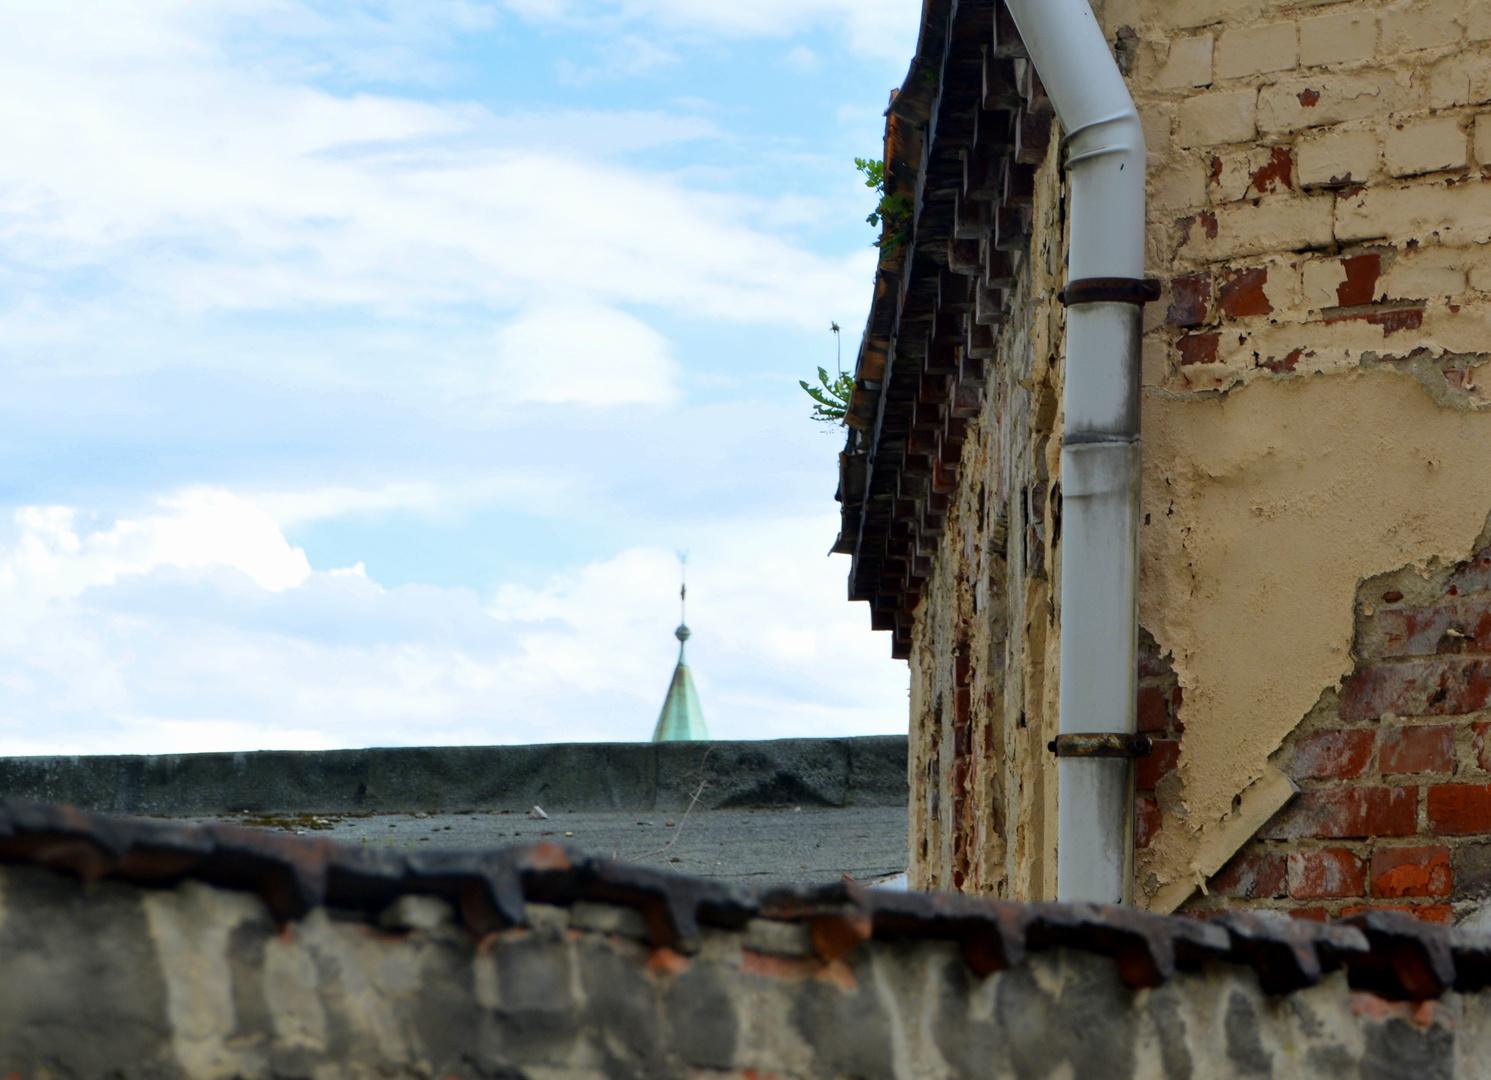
[1047,733,1153,758]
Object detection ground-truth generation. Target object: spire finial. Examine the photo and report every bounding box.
[675,550,690,642]
[653,550,707,742]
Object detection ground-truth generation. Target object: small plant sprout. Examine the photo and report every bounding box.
[854,157,912,252]
[800,322,854,426]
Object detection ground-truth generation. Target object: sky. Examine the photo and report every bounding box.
[0,0,921,755]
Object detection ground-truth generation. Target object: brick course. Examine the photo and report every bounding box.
[1259,786,1418,840]
[1379,724,1455,775]
[1286,729,1375,780]
[1371,845,1453,897]
[1288,848,1366,899]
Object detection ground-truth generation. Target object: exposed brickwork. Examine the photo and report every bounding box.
[1285,729,1375,780]
[1136,739,1181,790]
[1184,544,1491,923]
[1371,846,1453,898]
[1380,725,1456,775]
[1258,786,1417,840]
[1129,0,1491,400]
[1210,851,1287,900]
[1134,629,1184,858]
[1288,848,1367,900]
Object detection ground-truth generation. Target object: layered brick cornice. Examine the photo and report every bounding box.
[835,0,1051,659]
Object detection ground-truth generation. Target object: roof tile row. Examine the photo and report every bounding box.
[2,798,1487,1003]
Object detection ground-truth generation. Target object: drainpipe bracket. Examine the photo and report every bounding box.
[1057,277,1161,306]
[1048,733,1153,758]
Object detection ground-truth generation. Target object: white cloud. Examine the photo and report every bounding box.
[0,0,874,379]
[502,0,921,59]
[0,489,312,609]
[784,45,821,74]
[493,304,678,406]
[0,487,906,754]
[249,474,563,527]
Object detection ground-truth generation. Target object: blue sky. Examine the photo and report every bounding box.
[0,0,919,753]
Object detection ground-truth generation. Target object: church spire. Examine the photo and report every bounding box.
[652,552,708,742]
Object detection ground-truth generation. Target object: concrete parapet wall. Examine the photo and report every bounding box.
[0,736,908,817]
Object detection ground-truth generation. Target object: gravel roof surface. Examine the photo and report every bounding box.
[177,804,909,888]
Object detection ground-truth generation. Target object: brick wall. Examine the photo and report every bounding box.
[1129,0,1491,403]
[903,0,1491,908]
[1178,542,1491,921]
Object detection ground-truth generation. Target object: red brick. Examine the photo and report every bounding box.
[1447,549,1491,596]
[1135,795,1162,848]
[1342,904,1454,925]
[954,686,972,727]
[1259,786,1417,840]
[1370,845,1452,898]
[1138,641,1171,679]
[1475,722,1491,771]
[1136,739,1180,790]
[1287,729,1374,780]
[1177,332,1220,366]
[1380,725,1455,775]
[1219,267,1272,318]
[1210,851,1288,899]
[1427,783,1491,835]
[1339,657,1491,721]
[1336,253,1380,307]
[1378,600,1491,658]
[1259,347,1304,374]
[1166,272,1212,328]
[1288,848,1366,899]
[1474,605,1491,653]
[1137,685,1169,733]
[1288,907,1328,922]
[1249,146,1293,195]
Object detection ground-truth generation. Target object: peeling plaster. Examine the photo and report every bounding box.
[1137,366,1491,910]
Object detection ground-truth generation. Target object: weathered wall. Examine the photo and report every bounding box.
[1116,0,1491,912]
[906,115,1067,898]
[909,0,1491,912]
[9,858,1491,1080]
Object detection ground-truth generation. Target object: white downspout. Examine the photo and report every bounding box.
[1002,0,1151,904]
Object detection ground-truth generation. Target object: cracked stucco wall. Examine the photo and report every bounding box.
[911,0,1491,910]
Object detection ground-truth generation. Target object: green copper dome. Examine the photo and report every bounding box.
[652,623,708,742]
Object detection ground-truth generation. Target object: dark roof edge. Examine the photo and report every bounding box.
[0,737,909,817]
[837,0,1049,659]
[2,797,1486,1004]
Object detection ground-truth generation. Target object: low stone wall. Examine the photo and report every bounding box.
[1,859,1485,1080]
[2,799,1491,1079]
[0,736,908,816]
